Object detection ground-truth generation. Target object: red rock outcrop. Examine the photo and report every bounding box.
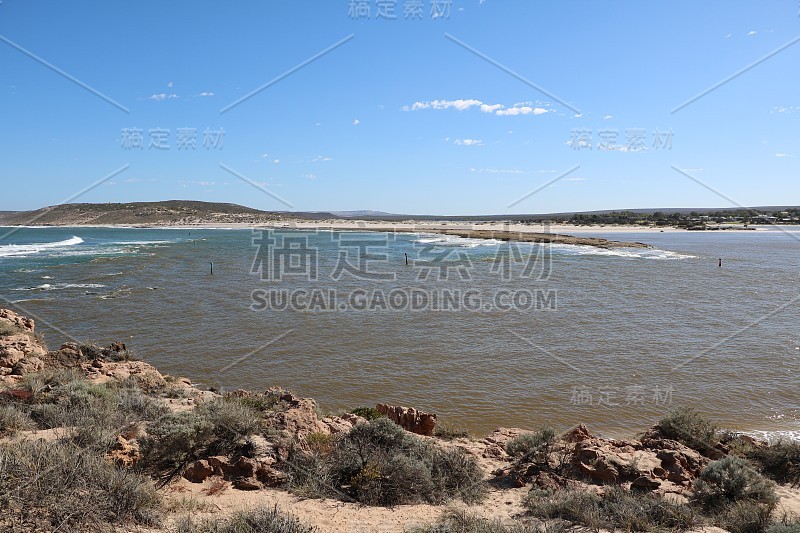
[183,455,287,490]
[376,403,437,436]
[0,309,47,378]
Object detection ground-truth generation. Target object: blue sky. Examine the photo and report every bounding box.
[1,1,798,215]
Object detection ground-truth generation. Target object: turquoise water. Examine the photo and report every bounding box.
[1,225,798,438]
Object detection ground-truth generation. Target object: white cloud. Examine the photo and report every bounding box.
[149,93,178,101]
[747,30,757,36]
[495,106,547,116]
[305,173,317,180]
[353,119,360,125]
[167,81,174,88]
[405,99,549,117]
[178,180,215,187]
[470,167,523,174]
[454,138,483,146]
[771,106,800,114]
[603,115,614,120]
[480,103,503,113]
[272,159,280,164]
[311,155,333,162]
[775,152,792,157]
[563,177,586,182]
[413,99,482,111]
[197,92,215,97]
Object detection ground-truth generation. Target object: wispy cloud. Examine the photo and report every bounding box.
[747,30,758,36]
[453,138,483,146]
[496,106,547,116]
[771,106,800,114]
[353,119,360,125]
[149,93,178,101]
[775,152,793,157]
[179,180,216,187]
[311,155,333,162]
[404,99,550,117]
[470,167,523,174]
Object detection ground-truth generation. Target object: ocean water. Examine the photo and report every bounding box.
[1,225,798,439]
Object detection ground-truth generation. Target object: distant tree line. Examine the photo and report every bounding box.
[516,208,800,227]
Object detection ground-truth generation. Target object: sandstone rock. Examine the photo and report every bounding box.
[479,428,526,459]
[631,476,661,492]
[0,334,46,371]
[106,435,141,467]
[184,455,286,490]
[0,309,36,332]
[83,359,167,390]
[256,464,288,487]
[534,472,563,491]
[12,356,44,375]
[0,310,48,377]
[563,424,593,443]
[185,460,215,483]
[232,477,261,490]
[656,450,694,484]
[376,403,437,436]
[265,392,329,443]
[321,413,365,435]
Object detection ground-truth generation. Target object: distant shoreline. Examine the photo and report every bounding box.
[1,219,657,249]
[3,220,784,249]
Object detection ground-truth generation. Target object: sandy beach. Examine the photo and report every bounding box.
[124,219,762,235]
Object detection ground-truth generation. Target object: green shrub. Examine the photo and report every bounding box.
[434,422,470,441]
[0,404,35,437]
[744,439,800,486]
[506,428,556,464]
[0,322,23,336]
[658,407,718,452]
[691,456,777,511]
[717,500,775,533]
[226,390,281,412]
[767,523,800,533]
[524,489,604,529]
[524,487,699,531]
[0,439,160,530]
[139,399,261,484]
[286,418,486,506]
[27,379,168,451]
[429,447,486,504]
[174,505,315,533]
[351,406,384,420]
[412,509,548,532]
[196,397,263,443]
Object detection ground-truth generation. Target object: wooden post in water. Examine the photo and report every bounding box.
[404,252,408,266]
[210,262,213,275]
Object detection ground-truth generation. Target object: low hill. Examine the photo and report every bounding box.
[0,201,290,226]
